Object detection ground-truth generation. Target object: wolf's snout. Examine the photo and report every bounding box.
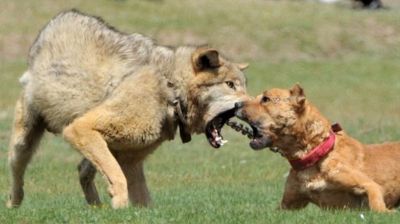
[234,102,245,118]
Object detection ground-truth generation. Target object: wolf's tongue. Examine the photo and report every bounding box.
[212,129,218,138]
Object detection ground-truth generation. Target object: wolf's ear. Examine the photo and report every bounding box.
[290,84,306,112]
[236,63,249,71]
[192,48,221,73]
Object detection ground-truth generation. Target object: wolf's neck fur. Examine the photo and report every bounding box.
[149,45,202,133]
[281,101,332,160]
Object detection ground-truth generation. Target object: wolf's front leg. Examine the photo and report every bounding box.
[63,113,128,209]
[116,153,151,207]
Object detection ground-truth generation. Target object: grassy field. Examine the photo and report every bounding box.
[1,0,400,223]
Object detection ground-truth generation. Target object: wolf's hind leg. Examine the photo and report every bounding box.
[7,96,45,208]
[78,158,101,205]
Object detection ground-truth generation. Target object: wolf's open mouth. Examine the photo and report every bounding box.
[204,108,273,149]
[205,108,236,148]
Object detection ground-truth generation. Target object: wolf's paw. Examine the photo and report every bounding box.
[6,190,24,208]
[111,194,129,209]
[6,197,22,208]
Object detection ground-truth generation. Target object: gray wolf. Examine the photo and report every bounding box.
[235,84,400,212]
[7,9,249,209]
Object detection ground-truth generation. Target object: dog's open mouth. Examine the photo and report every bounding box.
[205,108,236,148]
[227,120,273,150]
[248,125,272,150]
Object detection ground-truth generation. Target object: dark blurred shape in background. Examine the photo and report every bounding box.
[353,0,383,9]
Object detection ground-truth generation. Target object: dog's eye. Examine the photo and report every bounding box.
[225,81,235,90]
[261,96,270,103]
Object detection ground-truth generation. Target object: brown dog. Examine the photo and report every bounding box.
[235,84,400,212]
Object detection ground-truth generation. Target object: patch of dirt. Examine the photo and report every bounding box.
[362,18,398,45]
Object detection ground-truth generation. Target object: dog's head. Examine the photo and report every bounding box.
[187,47,250,148]
[235,84,308,150]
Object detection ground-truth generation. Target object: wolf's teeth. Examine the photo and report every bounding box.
[212,129,219,138]
[227,121,254,139]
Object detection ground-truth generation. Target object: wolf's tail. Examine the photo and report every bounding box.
[19,71,31,86]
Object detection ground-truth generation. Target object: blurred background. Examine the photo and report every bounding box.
[1,0,400,223]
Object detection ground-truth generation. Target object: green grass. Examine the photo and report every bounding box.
[1,0,400,223]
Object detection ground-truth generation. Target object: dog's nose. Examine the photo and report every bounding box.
[234,101,244,109]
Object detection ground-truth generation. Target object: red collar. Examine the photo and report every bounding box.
[289,123,342,171]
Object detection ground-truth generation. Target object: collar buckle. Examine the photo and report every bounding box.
[172,99,191,143]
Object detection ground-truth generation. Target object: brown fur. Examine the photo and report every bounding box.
[236,84,400,212]
[7,10,249,209]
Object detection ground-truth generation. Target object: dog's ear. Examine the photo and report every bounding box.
[236,63,249,71]
[192,48,222,73]
[290,84,306,113]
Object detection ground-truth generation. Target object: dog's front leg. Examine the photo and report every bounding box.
[280,190,309,210]
[63,114,128,209]
[280,171,309,210]
[326,164,390,212]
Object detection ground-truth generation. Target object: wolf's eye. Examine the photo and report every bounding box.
[261,96,270,103]
[225,81,235,90]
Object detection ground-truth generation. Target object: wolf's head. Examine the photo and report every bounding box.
[183,47,250,148]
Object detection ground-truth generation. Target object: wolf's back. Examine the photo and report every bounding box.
[24,10,155,132]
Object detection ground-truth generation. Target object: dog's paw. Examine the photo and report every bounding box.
[373,207,395,213]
